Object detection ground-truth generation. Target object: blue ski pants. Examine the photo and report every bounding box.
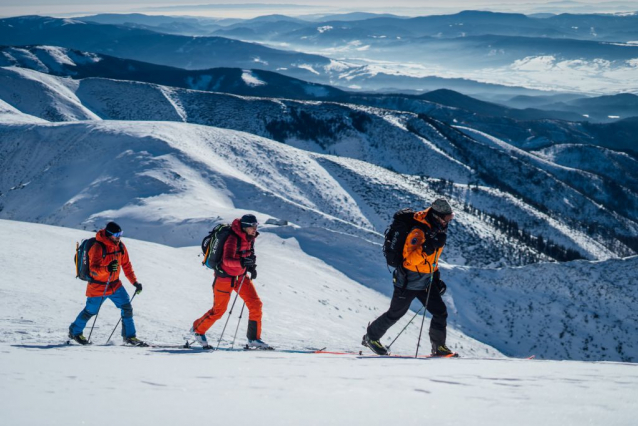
[70,285,136,338]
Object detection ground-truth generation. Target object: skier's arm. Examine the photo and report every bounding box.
[120,244,138,284]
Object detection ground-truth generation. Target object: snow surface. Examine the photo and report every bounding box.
[241,69,267,87]
[0,120,636,362]
[1,220,636,425]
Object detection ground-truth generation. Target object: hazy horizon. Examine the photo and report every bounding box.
[1,0,636,19]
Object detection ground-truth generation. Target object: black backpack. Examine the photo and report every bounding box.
[383,208,428,268]
[201,224,243,273]
[74,238,123,282]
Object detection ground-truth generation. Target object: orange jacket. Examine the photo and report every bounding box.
[86,229,137,297]
[402,208,444,274]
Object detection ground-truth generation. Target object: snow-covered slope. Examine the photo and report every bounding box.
[0,98,47,124]
[0,219,495,356]
[1,66,636,263]
[0,119,615,268]
[1,120,636,361]
[0,66,99,121]
[445,256,638,362]
[1,222,637,426]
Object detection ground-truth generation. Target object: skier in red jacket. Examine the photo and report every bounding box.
[191,214,270,349]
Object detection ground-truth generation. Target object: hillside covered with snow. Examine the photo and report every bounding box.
[0,119,636,361]
[1,217,636,426]
[1,65,636,264]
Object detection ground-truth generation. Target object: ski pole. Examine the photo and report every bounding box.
[216,274,247,350]
[415,251,441,358]
[387,304,425,350]
[230,302,246,349]
[105,291,137,345]
[87,272,113,344]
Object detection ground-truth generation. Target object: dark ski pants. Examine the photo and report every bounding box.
[70,285,136,338]
[367,286,447,346]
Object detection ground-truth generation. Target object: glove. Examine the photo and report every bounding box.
[422,233,446,255]
[248,266,257,280]
[437,280,447,296]
[240,256,256,268]
[133,282,143,295]
[432,232,447,249]
[107,259,119,273]
[429,270,446,295]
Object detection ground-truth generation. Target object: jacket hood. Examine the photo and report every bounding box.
[96,229,121,250]
[231,218,258,242]
[413,208,433,229]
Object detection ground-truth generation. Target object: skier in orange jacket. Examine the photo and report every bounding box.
[69,222,146,346]
[363,199,455,356]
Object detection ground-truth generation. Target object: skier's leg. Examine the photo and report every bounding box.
[237,278,262,340]
[417,289,448,346]
[192,277,232,334]
[69,296,103,336]
[367,287,416,341]
[109,286,136,338]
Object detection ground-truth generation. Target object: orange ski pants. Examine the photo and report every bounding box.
[192,275,262,339]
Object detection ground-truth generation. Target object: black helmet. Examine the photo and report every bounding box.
[105,221,123,237]
[240,214,259,228]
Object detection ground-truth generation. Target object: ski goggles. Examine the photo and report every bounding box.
[241,221,259,229]
[107,230,124,238]
[432,212,454,225]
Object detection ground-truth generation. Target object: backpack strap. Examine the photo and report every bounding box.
[94,240,107,258]
[215,230,242,278]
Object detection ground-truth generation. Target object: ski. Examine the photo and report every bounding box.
[357,352,459,359]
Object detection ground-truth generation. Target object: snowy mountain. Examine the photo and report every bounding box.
[1,66,636,263]
[0,115,636,361]
[0,16,555,95]
[0,45,347,100]
[2,220,636,426]
[1,10,637,425]
[0,16,345,83]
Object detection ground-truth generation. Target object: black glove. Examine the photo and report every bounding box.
[422,233,447,255]
[429,270,446,295]
[240,256,256,268]
[133,282,143,295]
[437,279,447,296]
[248,266,257,280]
[107,259,119,273]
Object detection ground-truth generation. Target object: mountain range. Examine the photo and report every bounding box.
[3,45,637,153]
[79,11,638,42]
[1,10,637,365]
[0,15,598,96]
[1,63,637,265]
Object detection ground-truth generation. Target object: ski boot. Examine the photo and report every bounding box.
[246,339,274,350]
[68,328,90,345]
[431,343,458,357]
[123,336,149,347]
[362,334,388,355]
[190,328,214,350]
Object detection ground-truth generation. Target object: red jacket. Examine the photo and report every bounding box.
[219,219,257,277]
[86,230,137,297]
